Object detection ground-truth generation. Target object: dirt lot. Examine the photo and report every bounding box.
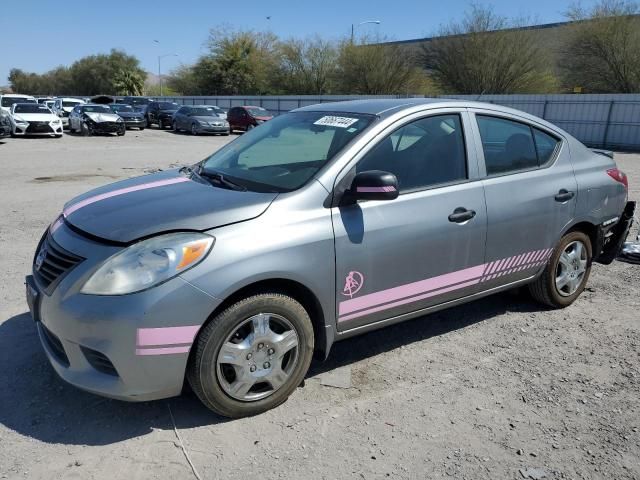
[0,129,638,480]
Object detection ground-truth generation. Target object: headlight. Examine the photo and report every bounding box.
[116,117,124,123]
[80,232,214,295]
[14,119,28,125]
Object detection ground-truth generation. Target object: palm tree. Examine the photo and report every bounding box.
[113,70,145,96]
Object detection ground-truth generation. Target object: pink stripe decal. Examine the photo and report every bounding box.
[136,325,200,347]
[339,279,480,322]
[339,264,486,316]
[136,346,191,356]
[49,216,64,233]
[63,177,190,216]
[356,186,396,193]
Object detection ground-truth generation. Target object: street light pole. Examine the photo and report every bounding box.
[350,20,381,43]
[157,53,178,97]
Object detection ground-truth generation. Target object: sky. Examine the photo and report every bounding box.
[0,0,599,85]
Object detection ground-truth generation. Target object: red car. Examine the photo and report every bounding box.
[227,106,273,133]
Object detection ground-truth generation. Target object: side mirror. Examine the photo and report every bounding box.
[345,170,399,203]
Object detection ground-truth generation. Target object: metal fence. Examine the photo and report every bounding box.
[158,94,640,151]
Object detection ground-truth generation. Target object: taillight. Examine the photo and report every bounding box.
[607,168,628,189]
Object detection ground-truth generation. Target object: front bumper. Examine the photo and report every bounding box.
[196,125,230,134]
[26,223,221,402]
[123,118,147,129]
[87,121,125,134]
[13,122,63,136]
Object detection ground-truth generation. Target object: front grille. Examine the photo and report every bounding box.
[33,234,84,294]
[62,111,70,117]
[41,324,70,367]
[81,346,119,377]
[95,122,120,132]
[26,121,53,133]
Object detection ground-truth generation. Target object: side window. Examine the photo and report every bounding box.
[357,114,467,192]
[533,128,561,166]
[476,116,538,175]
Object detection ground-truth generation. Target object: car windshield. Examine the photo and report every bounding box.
[2,97,35,107]
[110,104,134,113]
[201,111,375,192]
[82,105,111,113]
[158,102,179,110]
[246,107,268,117]
[129,98,152,105]
[14,104,51,114]
[191,107,221,116]
[63,100,82,107]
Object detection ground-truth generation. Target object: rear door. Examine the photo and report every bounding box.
[333,110,488,332]
[468,109,576,286]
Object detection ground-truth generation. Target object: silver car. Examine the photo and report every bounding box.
[26,99,634,418]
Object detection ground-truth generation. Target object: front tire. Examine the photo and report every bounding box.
[188,293,314,418]
[191,123,198,136]
[529,231,592,308]
[81,122,92,137]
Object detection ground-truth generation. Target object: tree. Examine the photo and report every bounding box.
[276,37,338,94]
[113,69,145,96]
[562,0,640,92]
[335,37,430,94]
[420,4,557,93]
[8,49,147,95]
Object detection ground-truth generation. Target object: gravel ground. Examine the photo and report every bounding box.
[0,129,638,480]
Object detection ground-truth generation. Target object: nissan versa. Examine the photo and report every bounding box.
[26,99,634,418]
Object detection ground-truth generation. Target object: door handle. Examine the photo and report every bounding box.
[554,189,575,202]
[448,207,476,223]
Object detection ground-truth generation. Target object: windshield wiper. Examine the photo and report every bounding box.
[197,167,247,191]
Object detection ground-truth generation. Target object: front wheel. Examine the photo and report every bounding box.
[529,231,592,308]
[188,293,314,418]
[191,123,198,136]
[81,122,92,137]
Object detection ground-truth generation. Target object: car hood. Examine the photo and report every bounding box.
[62,170,277,243]
[84,111,121,123]
[192,116,227,123]
[116,112,144,119]
[62,105,82,112]
[13,113,57,122]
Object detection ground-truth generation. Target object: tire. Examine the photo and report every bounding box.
[139,127,145,131]
[81,122,92,137]
[117,128,125,136]
[172,121,179,133]
[528,231,592,308]
[188,293,314,418]
[191,123,198,136]
[55,134,62,138]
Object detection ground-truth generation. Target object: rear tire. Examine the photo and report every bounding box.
[188,293,314,418]
[529,231,592,308]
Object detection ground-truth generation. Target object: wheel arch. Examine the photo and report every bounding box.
[191,278,333,364]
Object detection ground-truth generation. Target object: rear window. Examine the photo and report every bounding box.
[62,100,82,107]
[477,115,560,175]
[158,102,179,110]
[82,105,111,113]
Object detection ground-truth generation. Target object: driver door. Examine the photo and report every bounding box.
[333,110,488,331]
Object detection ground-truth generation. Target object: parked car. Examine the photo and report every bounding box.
[9,103,63,137]
[227,105,273,133]
[26,99,634,418]
[109,104,147,130]
[53,98,86,129]
[146,101,180,129]
[37,97,55,105]
[172,105,230,135]
[121,96,155,115]
[68,104,125,136]
[0,94,36,114]
[0,110,11,138]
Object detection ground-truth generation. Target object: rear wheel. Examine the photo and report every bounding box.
[188,293,314,418]
[529,231,592,308]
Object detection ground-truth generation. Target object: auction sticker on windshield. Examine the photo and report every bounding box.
[313,116,359,128]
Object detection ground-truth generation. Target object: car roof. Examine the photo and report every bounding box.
[3,94,34,98]
[292,98,562,127]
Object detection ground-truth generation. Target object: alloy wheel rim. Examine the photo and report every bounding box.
[216,313,299,402]
[555,240,588,297]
